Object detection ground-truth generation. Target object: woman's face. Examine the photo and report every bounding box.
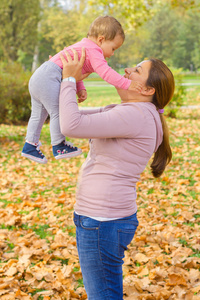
[116,60,152,101]
[124,60,151,85]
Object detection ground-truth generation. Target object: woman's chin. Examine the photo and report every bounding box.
[117,89,136,102]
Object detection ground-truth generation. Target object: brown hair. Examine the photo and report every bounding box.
[87,16,125,41]
[147,58,175,178]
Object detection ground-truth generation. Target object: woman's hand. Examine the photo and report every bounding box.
[60,48,91,82]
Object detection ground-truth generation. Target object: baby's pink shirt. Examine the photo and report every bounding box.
[50,38,131,92]
[59,82,163,219]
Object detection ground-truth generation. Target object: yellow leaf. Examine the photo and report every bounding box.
[134,253,149,264]
[167,273,187,286]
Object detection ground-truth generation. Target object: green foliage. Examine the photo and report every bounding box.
[0,0,40,62]
[88,0,158,30]
[33,1,95,68]
[121,2,200,70]
[41,7,80,54]
[142,5,179,62]
[0,61,31,124]
[166,68,186,118]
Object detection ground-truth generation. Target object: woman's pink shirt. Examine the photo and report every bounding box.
[59,82,163,218]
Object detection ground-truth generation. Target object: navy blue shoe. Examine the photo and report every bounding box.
[53,140,82,160]
[21,141,47,164]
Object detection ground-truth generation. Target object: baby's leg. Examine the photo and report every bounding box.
[21,95,48,164]
[42,88,82,159]
[28,61,82,160]
[44,93,65,146]
[26,96,48,143]
[33,62,65,146]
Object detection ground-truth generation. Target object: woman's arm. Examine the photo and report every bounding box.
[59,49,143,139]
[59,81,142,139]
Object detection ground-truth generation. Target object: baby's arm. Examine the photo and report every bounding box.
[89,48,133,90]
[77,89,87,103]
[76,81,87,102]
[76,80,86,92]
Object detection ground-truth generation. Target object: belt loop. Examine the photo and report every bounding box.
[74,212,81,226]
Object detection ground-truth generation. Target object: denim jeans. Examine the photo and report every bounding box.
[73,212,139,300]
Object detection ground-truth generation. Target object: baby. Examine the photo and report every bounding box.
[21,16,141,164]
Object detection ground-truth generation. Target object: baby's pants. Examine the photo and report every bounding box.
[26,61,65,145]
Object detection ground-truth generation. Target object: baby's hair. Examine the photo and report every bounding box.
[87,16,125,41]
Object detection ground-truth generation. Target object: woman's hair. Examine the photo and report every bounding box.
[146,58,175,178]
[87,16,125,41]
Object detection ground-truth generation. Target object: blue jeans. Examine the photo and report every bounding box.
[73,212,139,300]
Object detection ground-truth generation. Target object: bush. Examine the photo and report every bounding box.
[0,61,32,124]
[166,68,186,118]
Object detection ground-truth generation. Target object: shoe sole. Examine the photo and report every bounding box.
[21,152,48,164]
[54,149,82,160]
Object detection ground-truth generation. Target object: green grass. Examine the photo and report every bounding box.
[181,73,200,82]
[79,84,120,108]
[81,73,200,107]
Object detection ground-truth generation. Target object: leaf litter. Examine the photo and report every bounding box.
[0,109,200,299]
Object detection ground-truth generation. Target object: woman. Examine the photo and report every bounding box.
[59,48,175,300]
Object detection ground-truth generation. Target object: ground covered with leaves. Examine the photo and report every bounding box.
[0,108,200,300]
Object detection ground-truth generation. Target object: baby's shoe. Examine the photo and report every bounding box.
[21,141,47,164]
[53,140,82,160]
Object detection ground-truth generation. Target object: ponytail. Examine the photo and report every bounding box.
[147,58,175,178]
[150,114,172,177]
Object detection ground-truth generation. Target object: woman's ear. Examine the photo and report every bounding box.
[141,86,155,96]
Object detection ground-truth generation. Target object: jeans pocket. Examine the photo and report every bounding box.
[118,227,137,257]
[80,217,100,230]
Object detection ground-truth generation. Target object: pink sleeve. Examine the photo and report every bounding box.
[89,48,131,90]
[76,80,86,92]
[59,82,142,139]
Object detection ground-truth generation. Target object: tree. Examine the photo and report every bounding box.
[88,0,160,31]
[141,5,179,63]
[0,0,40,62]
[184,9,200,70]
[37,0,96,64]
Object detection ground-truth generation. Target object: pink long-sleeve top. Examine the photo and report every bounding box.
[50,38,131,92]
[59,82,163,219]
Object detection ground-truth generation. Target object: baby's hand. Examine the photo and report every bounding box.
[77,89,87,103]
[128,81,143,93]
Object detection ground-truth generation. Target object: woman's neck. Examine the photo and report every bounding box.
[116,88,153,104]
[121,98,152,104]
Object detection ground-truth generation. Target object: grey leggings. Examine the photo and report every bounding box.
[26,61,65,145]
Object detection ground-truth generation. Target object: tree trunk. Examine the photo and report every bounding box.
[31,43,39,72]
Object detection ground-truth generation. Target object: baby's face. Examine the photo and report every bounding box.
[100,35,124,59]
